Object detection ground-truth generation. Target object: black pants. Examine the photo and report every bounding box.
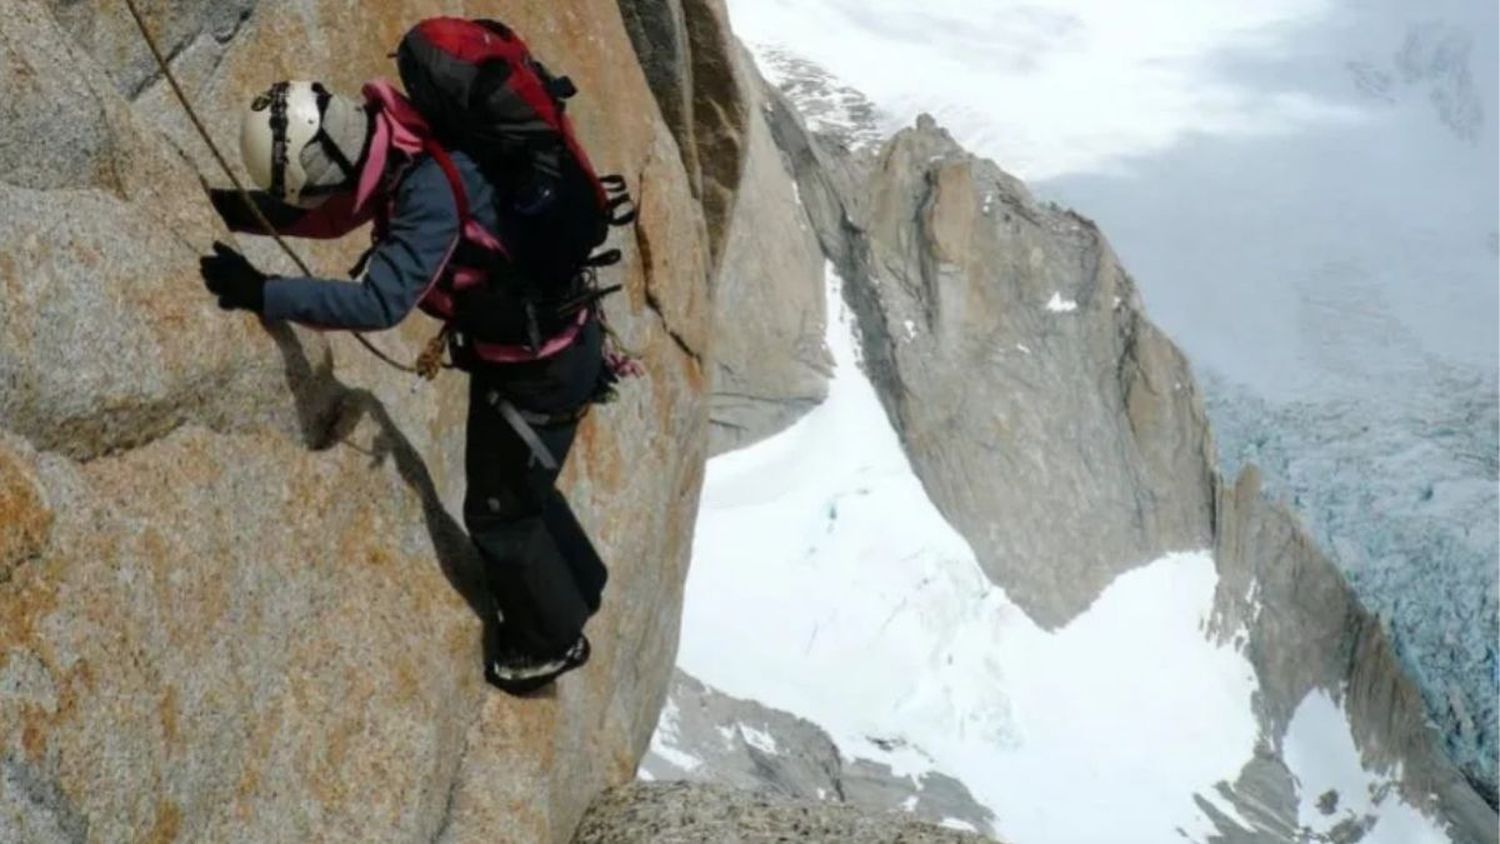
[462,319,607,657]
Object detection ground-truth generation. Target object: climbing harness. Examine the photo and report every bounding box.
[124,0,423,377]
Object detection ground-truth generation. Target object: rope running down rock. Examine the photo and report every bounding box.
[123,0,428,376]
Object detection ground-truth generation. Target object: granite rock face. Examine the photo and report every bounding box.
[767,75,1222,631]
[617,0,749,267]
[841,115,1217,629]
[640,670,995,834]
[620,19,826,454]
[760,83,873,275]
[1207,368,1499,803]
[1,1,722,841]
[1205,468,1498,843]
[765,92,1220,630]
[706,72,831,454]
[572,781,997,844]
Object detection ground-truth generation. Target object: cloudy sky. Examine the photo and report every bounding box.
[729,0,1498,399]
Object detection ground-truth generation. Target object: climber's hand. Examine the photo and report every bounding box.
[200,240,267,313]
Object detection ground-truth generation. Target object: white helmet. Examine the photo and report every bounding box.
[240,80,370,208]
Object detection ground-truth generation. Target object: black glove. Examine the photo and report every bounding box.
[199,241,267,313]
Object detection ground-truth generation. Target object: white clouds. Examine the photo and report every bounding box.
[729,0,1363,178]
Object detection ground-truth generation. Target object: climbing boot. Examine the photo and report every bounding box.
[487,634,591,696]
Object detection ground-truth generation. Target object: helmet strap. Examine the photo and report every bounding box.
[267,81,292,199]
[308,82,360,184]
[313,127,358,182]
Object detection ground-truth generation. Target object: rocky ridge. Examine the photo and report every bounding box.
[640,670,995,834]
[771,96,1217,631]
[1207,366,1499,798]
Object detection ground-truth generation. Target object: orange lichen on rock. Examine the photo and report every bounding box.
[0,441,52,578]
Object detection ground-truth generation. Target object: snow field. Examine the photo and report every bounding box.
[679,267,1262,842]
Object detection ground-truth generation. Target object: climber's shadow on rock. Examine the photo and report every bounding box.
[265,322,509,678]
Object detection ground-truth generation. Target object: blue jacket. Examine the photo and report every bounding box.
[259,151,499,331]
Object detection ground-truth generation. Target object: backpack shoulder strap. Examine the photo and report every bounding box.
[420,138,470,224]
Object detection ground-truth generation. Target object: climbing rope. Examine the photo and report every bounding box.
[123,0,425,377]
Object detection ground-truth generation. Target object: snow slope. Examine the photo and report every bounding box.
[1284,692,1453,842]
[670,267,1451,842]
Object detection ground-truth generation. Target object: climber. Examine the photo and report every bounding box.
[198,19,635,696]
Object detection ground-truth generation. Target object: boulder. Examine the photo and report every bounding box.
[572,781,996,843]
[641,669,995,834]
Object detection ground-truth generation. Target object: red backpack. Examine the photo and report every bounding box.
[394,17,634,355]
